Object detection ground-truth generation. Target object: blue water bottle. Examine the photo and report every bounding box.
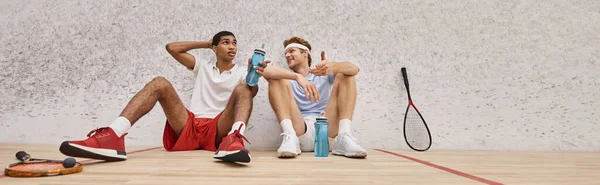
[314,118,329,157]
[246,46,266,86]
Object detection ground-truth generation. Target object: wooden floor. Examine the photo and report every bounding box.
[1,144,598,185]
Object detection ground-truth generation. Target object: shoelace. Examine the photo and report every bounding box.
[231,124,250,145]
[339,133,366,151]
[280,133,294,144]
[87,127,109,137]
[340,133,359,145]
[86,127,128,138]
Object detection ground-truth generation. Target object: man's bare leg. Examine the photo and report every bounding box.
[267,78,306,158]
[268,79,306,135]
[325,73,366,158]
[325,73,357,137]
[59,76,189,161]
[118,76,189,135]
[212,83,255,163]
[215,83,255,145]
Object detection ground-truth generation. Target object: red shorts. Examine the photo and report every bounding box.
[162,109,222,152]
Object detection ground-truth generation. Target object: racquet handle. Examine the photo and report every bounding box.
[16,151,30,161]
[401,67,409,87]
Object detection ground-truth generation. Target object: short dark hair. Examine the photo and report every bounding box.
[212,31,236,46]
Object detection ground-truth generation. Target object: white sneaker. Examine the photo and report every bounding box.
[332,132,368,158]
[277,133,301,158]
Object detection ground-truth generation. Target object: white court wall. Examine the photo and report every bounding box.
[1,0,598,151]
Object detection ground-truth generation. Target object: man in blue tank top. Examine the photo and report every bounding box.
[255,36,367,158]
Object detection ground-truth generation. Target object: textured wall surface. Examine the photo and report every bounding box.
[1,0,599,151]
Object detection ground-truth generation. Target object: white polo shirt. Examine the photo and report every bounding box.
[188,59,247,119]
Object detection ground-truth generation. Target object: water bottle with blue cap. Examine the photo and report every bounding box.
[246,44,266,86]
[314,117,329,157]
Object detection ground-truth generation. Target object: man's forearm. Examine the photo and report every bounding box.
[262,66,299,80]
[166,41,211,53]
[331,62,360,76]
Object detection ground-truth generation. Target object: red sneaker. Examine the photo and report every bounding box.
[213,124,251,163]
[59,127,127,161]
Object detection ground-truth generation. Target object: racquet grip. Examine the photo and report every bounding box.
[401,67,409,87]
[16,151,30,161]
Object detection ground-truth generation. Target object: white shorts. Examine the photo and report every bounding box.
[298,116,334,152]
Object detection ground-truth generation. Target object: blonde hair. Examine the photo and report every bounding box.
[283,36,312,66]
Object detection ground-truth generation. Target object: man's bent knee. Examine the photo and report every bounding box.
[335,73,356,79]
[149,76,175,93]
[335,73,357,84]
[152,76,168,82]
[233,83,252,96]
[150,76,171,85]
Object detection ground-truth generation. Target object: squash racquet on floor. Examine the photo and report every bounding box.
[4,151,83,177]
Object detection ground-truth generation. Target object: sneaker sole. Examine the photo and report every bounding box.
[277,151,300,158]
[332,150,367,158]
[213,149,251,163]
[59,141,127,162]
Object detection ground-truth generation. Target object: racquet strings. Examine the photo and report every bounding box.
[404,105,431,150]
[10,162,65,171]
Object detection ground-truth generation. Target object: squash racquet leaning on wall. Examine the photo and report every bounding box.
[401,67,432,151]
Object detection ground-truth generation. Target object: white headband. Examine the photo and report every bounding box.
[285,43,310,52]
